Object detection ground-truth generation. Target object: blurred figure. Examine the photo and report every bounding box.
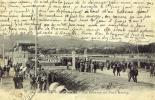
[86,61,91,72]
[150,65,154,77]
[133,67,138,83]
[67,61,71,70]
[79,61,83,72]
[81,62,85,72]
[18,74,24,89]
[3,66,6,77]
[116,63,121,76]
[154,65,155,76]
[93,62,97,73]
[84,62,88,72]
[36,74,45,92]
[113,64,117,76]
[6,66,10,77]
[99,62,104,71]
[128,65,138,83]
[75,59,80,71]
[30,74,37,89]
[13,74,18,89]
[90,62,94,73]
[0,66,3,85]
[42,73,48,92]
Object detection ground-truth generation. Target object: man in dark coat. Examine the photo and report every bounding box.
[93,62,97,73]
[18,75,24,89]
[133,67,138,83]
[116,63,121,76]
[0,66,3,84]
[113,64,117,76]
[99,62,104,71]
[13,74,18,89]
[6,66,10,76]
[150,65,154,77]
[30,74,37,89]
[128,65,138,83]
[36,74,44,92]
[3,66,6,76]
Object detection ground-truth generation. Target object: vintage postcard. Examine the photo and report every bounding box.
[0,0,155,100]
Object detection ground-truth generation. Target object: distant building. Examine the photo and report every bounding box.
[6,41,35,65]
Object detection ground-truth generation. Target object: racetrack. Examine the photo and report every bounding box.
[0,67,155,99]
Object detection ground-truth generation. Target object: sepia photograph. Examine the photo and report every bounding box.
[0,0,155,100]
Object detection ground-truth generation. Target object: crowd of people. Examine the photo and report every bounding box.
[0,58,12,85]
[75,59,102,73]
[11,60,48,92]
[72,58,155,83]
[0,65,11,78]
[29,68,48,92]
[13,63,28,89]
[0,56,155,92]
[74,58,129,74]
[13,58,155,92]
[0,58,54,92]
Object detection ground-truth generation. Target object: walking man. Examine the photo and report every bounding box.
[128,65,138,83]
[0,66,3,85]
[113,64,117,76]
[150,65,154,77]
[90,62,94,73]
[116,63,121,76]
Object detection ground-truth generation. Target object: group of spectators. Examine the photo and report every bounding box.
[11,59,51,92]
[0,65,11,77]
[2,56,153,92]
[29,68,48,92]
[75,59,103,73]
[0,58,12,85]
[13,63,27,89]
[74,58,129,75]
[11,57,155,91]
[72,58,155,83]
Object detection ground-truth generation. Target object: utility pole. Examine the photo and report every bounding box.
[136,39,140,68]
[2,33,5,67]
[0,33,5,67]
[34,0,38,77]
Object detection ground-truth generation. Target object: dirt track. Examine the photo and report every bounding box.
[0,68,155,100]
[49,69,155,92]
